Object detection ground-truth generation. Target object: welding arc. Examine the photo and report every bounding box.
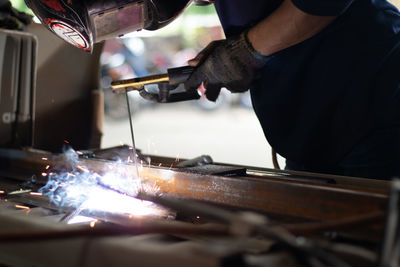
[0,223,229,242]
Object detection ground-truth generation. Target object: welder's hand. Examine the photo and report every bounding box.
[185,32,271,101]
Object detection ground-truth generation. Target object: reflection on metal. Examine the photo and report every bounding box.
[111,73,169,92]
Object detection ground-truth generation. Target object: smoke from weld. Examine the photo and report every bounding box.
[39,148,166,221]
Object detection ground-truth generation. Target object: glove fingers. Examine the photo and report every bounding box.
[225,82,250,93]
[184,70,205,92]
[204,81,221,102]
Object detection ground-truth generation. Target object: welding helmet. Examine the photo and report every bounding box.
[24,0,200,52]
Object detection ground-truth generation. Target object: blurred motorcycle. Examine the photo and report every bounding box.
[101,38,153,120]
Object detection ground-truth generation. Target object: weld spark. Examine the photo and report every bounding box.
[15,205,30,210]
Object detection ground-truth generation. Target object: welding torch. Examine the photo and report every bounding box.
[111,66,201,103]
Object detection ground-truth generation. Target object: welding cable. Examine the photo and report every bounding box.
[0,223,229,242]
[280,212,384,264]
[318,242,377,264]
[272,148,281,170]
[254,224,352,267]
[282,210,385,236]
[137,192,352,267]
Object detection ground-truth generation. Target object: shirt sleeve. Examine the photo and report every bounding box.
[291,0,354,16]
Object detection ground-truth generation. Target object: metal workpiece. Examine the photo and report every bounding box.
[141,167,387,222]
[0,148,389,222]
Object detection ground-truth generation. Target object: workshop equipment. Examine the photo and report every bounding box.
[0,29,37,148]
[111,65,201,103]
[28,22,104,152]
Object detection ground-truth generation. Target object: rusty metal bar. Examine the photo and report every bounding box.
[0,148,389,221]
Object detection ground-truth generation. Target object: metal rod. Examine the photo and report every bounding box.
[125,90,140,178]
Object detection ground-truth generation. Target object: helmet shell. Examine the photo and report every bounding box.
[25,0,192,52]
[25,0,93,51]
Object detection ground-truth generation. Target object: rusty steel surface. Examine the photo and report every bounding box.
[141,168,388,221]
[135,153,391,194]
[0,148,389,222]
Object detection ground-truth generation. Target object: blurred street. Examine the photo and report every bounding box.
[102,101,284,169]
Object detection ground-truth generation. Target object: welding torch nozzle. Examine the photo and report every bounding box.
[111,66,194,94]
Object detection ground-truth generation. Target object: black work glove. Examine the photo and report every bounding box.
[184,31,271,101]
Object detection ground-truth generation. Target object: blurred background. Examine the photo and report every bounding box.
[10,0,400,168]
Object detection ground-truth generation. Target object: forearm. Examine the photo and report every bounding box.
[247,0,336,56]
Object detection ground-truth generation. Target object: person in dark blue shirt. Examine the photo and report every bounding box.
[185,0,400,179]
